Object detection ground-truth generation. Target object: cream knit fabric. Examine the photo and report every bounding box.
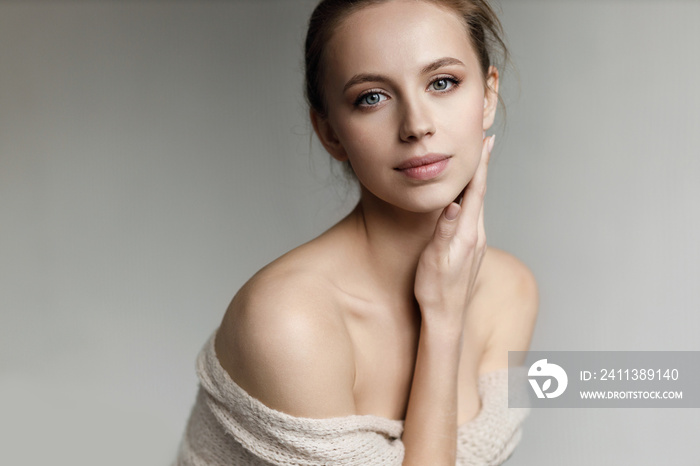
[174,330,529,466]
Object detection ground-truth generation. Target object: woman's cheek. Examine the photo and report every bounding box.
[347,124,383,156]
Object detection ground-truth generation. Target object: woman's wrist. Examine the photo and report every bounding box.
[419,316,464,352]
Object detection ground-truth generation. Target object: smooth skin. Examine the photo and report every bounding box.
[215,1,538,464]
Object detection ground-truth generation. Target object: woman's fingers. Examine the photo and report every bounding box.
[458,135,493,236]
[430,202,461,252]
[426,134,492,256]
[460,135,493,221]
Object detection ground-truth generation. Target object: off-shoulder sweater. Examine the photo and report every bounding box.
[174,330,529,465]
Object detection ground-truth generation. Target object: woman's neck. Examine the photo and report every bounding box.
[345,190,443,304]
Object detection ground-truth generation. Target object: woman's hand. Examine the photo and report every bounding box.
[413,134,494,333]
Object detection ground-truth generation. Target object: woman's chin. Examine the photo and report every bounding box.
[361,183,467,215]
[411,187,467,211]
[393,194,464,215]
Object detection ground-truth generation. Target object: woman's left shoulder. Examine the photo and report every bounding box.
[471,247,539,373]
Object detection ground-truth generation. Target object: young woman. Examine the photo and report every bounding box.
[176,0,537,464]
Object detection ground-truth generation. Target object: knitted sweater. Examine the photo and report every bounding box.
[174,330,529,466]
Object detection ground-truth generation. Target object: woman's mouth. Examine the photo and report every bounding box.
[394,154,451,180]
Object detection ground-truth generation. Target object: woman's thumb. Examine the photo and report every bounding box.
[433,202,460,244]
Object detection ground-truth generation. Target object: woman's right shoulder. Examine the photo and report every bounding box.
[215,257,358,418]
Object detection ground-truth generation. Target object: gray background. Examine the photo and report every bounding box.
[1,1,698,464]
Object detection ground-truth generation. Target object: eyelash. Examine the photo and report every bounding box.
[353,75,463,108]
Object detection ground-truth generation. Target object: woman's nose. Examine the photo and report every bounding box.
[399,98,436,142]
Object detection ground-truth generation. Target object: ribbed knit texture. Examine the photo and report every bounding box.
[174,330,529,465]
[456,369,529,464]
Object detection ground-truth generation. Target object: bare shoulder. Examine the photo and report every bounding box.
[473,247,539,373]
[215,258,357,419]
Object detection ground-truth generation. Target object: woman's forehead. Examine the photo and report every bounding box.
[324,1,478,87]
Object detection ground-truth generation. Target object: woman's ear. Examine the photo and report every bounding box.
[482,66,500,131]
[310,109,348,162]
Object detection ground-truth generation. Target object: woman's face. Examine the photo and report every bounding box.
[314,0,499,213]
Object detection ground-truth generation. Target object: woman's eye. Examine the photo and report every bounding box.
[364,93,381,105]
[430,78,457,92]
[356,92,387,107]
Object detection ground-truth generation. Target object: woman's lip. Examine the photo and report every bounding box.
[395,154,451,180]
[395,154,451,170]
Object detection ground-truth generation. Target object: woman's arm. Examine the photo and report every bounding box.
[401,135,494,465]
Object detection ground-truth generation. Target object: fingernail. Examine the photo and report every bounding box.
[488,134,496,152]
[445,202,460,220]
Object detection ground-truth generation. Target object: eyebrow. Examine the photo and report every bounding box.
[342,57,466,93]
